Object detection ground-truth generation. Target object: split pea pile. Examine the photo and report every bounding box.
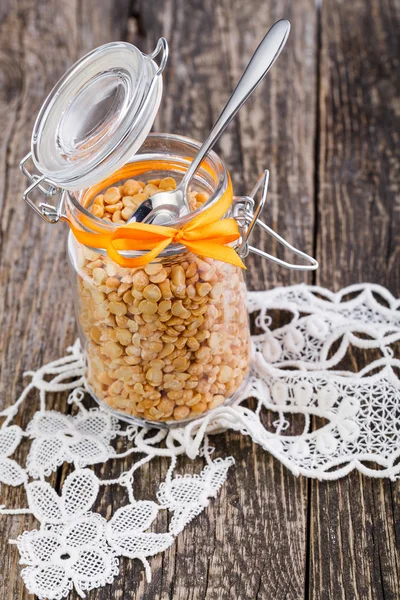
[73,176,251,423]
[88,176,205,222]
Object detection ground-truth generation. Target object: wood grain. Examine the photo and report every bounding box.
[312,0,400,599]
[0,1,130,598]
[0,2,78,598]
[0,0,398,599]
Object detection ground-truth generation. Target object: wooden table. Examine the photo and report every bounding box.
[0,1,399,598]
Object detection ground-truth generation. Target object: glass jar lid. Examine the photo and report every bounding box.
[30,39,168,191]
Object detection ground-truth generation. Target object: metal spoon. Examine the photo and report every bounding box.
[129,19,291,225]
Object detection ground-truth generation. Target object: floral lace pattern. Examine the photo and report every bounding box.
[26,409,119,478]
[169,284,400,478]
[0,425,27,486]
[0,284,399,598]
[18,470,118,599]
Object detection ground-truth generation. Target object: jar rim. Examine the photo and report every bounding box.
[66,133,231,259]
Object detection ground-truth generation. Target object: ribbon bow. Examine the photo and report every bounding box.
[69,177,245,269]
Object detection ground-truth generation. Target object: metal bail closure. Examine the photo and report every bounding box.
[19,153,65,224]
[149,37,169,76]
[234,170,319,270]
[20,38,169,223]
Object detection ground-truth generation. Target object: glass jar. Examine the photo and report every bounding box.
[20,40,317,427]
[67,133,251,425]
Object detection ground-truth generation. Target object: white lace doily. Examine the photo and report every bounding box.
[1,283,399,599]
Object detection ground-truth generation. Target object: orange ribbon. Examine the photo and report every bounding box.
[69,174,245,269]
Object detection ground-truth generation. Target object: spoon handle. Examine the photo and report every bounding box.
[182,19,290,190]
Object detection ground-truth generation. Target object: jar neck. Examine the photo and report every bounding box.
[65,133,230,236]
[65,133,231,259]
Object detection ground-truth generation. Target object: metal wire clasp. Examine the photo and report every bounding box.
[19,153,65,224]
[149,37,169,76]
[234,170,318,271]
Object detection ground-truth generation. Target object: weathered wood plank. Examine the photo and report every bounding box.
[0,1,130,598]
[312,0,400,598]
[316,0,400,291]
[0,3,79,596]
[109,1,318,599]
[217,0,317,290]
